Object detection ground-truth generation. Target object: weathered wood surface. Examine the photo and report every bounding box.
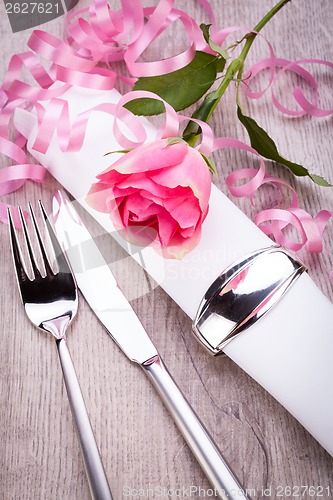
[0,1,332,499]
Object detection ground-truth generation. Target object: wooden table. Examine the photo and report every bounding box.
[1,1,332,498]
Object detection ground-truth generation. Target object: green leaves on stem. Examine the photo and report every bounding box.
[237,106,331,186]
[124,0,329,187]
[183,57,243,144]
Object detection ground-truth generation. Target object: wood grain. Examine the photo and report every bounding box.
[0,1,332,499]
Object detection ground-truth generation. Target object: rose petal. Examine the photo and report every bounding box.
[115,173,191,199]
[158,226,203,259]
[151,147,211,209]
[99,139,188,176]
[164,195,201,229]
[156,210,179,246]
[86,183,115,212]
[122,193,156,223]
[87,139,211,259]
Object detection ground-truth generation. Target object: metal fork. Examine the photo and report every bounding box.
[8,201,113,500]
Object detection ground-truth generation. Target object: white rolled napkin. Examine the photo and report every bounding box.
[14,85,333,456]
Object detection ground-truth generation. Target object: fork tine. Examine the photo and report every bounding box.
[38,200,72,274]
[8,208,29,284]
[28,202,55,276]
[19,206,41,279]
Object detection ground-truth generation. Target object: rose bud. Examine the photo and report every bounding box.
[86,138,211,258]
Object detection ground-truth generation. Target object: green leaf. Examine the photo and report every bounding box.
[200,23,230,60]
[201,153,218,176]
[165,137,184,146]
[125,52,222,116]
[308,173,332,187]
[104,149,131,156]
[237,105,331,186]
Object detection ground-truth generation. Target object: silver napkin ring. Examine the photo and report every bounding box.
[192,246,306,355]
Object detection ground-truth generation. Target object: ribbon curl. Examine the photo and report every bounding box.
[225,166,332,254]
[0,0,331,269]
[0,0,214,219]
[244,57,333,117]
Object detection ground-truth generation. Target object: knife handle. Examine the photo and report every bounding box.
[56,338,113,500]
[142,355,248,500]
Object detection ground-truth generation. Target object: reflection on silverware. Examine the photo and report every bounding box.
[193,246,306,354]
[53,189,249,500]
[8,201,112,500]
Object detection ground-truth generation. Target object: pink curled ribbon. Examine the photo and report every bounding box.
[244,57,333,117]
[225,165,332,254]
[0,0,331,269]
[64,0,205,77]
[100,94,333,262]
[0,0,208,221]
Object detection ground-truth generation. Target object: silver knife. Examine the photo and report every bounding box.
[52,189,248,500]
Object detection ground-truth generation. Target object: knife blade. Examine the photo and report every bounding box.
[52,189,248,500]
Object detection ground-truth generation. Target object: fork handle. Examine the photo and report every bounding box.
[56,338,113,500]
[142,355,248,500]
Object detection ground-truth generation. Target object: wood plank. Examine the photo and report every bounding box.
[1,1,332,499]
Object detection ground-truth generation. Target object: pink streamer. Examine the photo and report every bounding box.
[0,0,208,226]
[64,0,204,76]
[225,165,332,254]
[244,57,333,117]
[0,0,331,268]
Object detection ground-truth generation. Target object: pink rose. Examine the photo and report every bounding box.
[86,139,211,258]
